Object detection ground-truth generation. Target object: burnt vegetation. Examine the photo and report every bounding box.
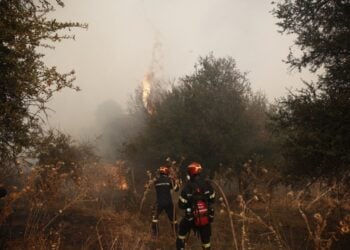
[1,0,350,249]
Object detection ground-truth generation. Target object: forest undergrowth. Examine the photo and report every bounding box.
[1,160,350,250]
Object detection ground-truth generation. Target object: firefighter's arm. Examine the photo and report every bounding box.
[169,177,179,192]
[178,189,188,209]
[206,183,215,222]
[172,178,180,192]
[206,183,216,205]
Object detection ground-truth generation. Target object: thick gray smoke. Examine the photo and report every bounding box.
[94,36,165,161]
[93,100,140,161]
[45,0,315,147]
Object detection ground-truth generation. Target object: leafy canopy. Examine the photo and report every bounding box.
[124,55,271,174]
[0,0,86,172]
[271,0,350,178]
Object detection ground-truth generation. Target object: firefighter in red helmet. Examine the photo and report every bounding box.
[151,165,179,238]
[176,162,215,250]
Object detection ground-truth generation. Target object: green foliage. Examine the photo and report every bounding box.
[273,0,350,89]
[30,129,97,193]
[0,1,86,171]
[124,55,272,173]
[271,1,350,178]
[35,130,98,168]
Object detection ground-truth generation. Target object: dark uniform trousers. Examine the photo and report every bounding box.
[176,218,211,249]
[151,203,178,236]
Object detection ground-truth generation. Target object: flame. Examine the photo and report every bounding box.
[142,74,151,108]
[142,72,154,114]
[119,180,128,190]
[142,37,162,115]
[112,166,129,191]
[92,163,129,191]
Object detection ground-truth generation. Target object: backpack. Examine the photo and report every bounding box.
[190,185,209,227]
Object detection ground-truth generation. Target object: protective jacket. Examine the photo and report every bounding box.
[176,176,215,250]
[151,174,179,237]
[155,174,179,207]
[178,177,215,210]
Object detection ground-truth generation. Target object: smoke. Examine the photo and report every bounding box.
[89,34,166,161]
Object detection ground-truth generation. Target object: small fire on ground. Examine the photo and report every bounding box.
[93,162,129,191]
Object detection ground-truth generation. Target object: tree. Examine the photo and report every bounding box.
[0,0,86,174]
[273,0,349,88]
[123,55,272,174]
[271,0,350,178]
[36,129,98,168]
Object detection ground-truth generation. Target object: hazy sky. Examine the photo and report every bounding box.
[45,0,314,137]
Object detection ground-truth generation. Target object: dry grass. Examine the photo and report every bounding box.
[1,160,350,249]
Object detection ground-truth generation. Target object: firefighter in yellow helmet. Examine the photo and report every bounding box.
[151,165,179,238]
[176,162,215,250]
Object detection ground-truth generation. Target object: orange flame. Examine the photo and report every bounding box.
[93,164,129,191]
[119,180,128,190]
[142,72,154,114]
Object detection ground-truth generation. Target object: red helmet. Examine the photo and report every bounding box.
[187,162,202,176]
[159,166,170,175]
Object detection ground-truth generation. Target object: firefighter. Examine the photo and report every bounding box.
[151,165,179,237]
[176,162,215,250]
